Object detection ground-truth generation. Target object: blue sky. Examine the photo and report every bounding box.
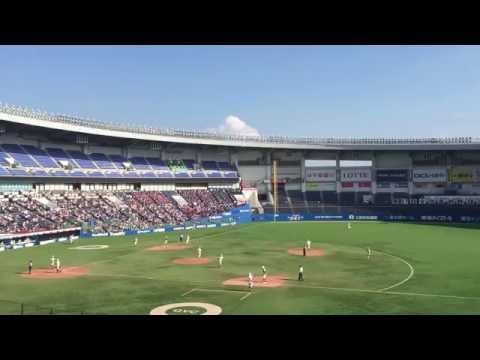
[1,45,480,138]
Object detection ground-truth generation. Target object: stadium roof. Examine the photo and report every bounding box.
[1,103,479,150]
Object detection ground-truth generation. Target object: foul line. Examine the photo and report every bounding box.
[182,287,252,301]
[287,283,480,301]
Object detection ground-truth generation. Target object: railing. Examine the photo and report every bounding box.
[0,103,478,146]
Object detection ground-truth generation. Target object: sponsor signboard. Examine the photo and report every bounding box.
[305,182,337,191]
[137,230,152,234]
[305,167,337,182]
[358,182,372,188]
[195,225,206,229]
[153,228,165,233]
[92,233,109,237]
[173,227,185,231]
[110,232,125,236]
[39,239,56,246]
[24,243,35,248]
[412,168,447,183]
[207,224,217,228]
[58,237,68,242]
[376,169,409,182]
[449,167,475,183]
[340,168,372,182]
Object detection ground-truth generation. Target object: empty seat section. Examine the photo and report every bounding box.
[146,158,169,170]
[46,148,78,168]
[8,168,29,176]
[182,159,195,170]
[67,150,97,169]
[129,157,151,170]
[202,161,219,170]
[1,144,38,167]
[0,167,10,176]
[108,154,128,169]
[89,153,116,169]
[21,145,59,168]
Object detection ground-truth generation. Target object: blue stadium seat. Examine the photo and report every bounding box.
[146,158,169,170]
[46,148,78,168]
[21,145,59,168]
[129,157,152,170]
[202,161,219,170]
[0,167,10,176]
[1,144,39,167]
[89,153,116,169]
[108,154,128,169]
[67,150,97,169]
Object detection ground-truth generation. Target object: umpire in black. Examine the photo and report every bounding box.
[298,265,304,281]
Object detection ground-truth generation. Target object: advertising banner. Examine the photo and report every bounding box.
[305,182,336,191]
[449,167,475,183]
[305,168,337,182]
[340,168,372,182]
[376,169,409,182]
[358,182,372,188]
[412,168,447,183]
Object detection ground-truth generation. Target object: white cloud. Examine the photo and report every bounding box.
[211,115,260,137]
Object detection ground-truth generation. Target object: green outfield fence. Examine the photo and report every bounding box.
[0,298,105,315]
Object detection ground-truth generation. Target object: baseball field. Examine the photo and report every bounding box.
[1,221,480,315]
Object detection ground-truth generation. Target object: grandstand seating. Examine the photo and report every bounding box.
[22,145,59,168]
[46,148,78,168]
[146,158,169,170]
[67,150,97,169]
[129,157,151,170]
[1,144,39,167]
[89,153,116,169]
[0,188,241,235]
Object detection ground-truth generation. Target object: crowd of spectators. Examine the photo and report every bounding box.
[0,189,240,234]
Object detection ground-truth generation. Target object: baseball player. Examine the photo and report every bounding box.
[218,253,224,267]
[186,233,190,244]
[298,265,304,281]
[306,240,311,249]
[347,222,352,230]
[261,265,267,282]
[197,247,202,258]
[367,247,372,259]
[50,255,55,268]
[248,272,254,289]
[28,260,33,275]
[164,235,169,245]
[56,258,61,273]
[134,237,138,246]
[179,233,184,242]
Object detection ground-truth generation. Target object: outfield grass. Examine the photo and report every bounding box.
[1,221,480,315]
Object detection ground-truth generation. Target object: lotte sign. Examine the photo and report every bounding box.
[340,168,372,182]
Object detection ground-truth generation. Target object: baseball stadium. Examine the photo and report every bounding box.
[0,103,480,315]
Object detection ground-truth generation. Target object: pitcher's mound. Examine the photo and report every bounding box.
[21,266,89,279]
[223,274,288,288]
[147,244,191,252]
[174,257,213,265]
[288,248,326,257]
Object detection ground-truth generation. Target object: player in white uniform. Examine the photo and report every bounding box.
[164,235,169,246]
[197,247,202,258]
[180,234,184,242]
[248,272,254,289]
[218,253,224,267]
[50,255,55,268]
[347,222,352,230]
[134,237,138,246]
[261,265,267,282]
[56,258,61,273]
[186,234,190,244]
[367,247,372,259]
[306,240,311,249]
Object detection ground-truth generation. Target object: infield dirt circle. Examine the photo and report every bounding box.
[146,244,191,252]
[288,247,326,257]
[174,257,213,265]
[223,274,289,288]
[21,266,89,279]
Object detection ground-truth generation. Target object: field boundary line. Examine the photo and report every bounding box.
[240,292,252,301]
[373,250,415,292]
[181,288,197,296]
[287,283,480,301]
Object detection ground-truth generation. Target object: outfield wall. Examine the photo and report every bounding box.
[252,212,480,223]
